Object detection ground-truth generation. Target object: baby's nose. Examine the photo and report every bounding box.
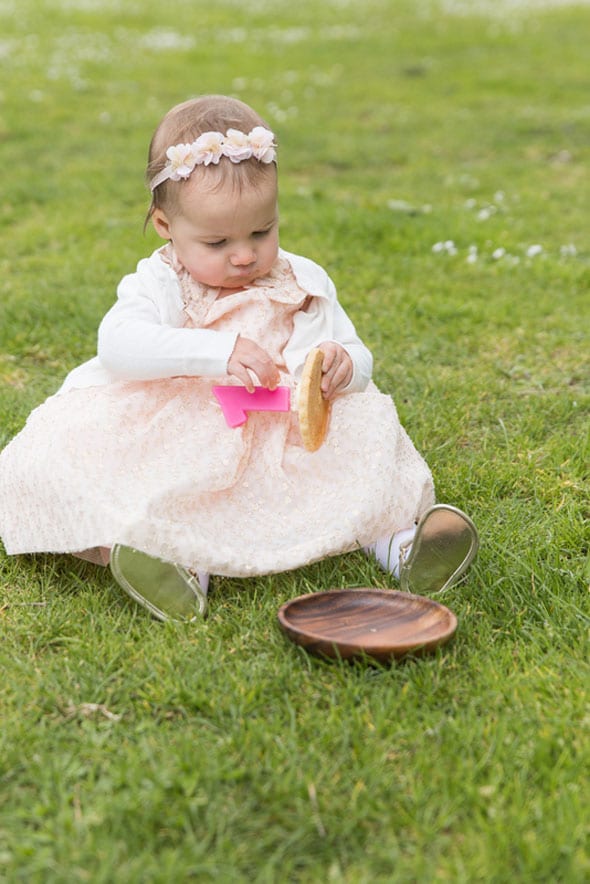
[230,247,256,266]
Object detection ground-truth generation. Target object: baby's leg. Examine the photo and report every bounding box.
[365,527,416,578]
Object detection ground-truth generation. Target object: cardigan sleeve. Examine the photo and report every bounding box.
[97,257,238,381]
[282,255,373,394]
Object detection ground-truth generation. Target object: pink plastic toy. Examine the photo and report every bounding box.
[213,385,291,428]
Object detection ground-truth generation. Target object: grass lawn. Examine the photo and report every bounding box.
[0,0,588,880]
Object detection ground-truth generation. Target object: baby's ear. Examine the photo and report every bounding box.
[151,209,172,240]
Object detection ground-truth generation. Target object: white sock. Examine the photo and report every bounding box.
[365,526,416,578]
[188,569,210,595]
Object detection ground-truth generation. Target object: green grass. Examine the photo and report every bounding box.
[1,0,589,881]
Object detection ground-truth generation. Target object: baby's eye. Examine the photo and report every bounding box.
[253,229,271,239]
[205,240,226,249]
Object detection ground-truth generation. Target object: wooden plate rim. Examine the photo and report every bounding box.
[277,588,458,656]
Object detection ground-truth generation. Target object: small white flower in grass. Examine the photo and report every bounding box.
[492,247,506,260]
[560,244,577,257]
[494,191,505,202]
[477,207,495,221]
[223,128,253,163]
[388,200,431,215]
[464,198,477,209]
[388,199,415,212]
[139,29,195,52]
[433,240,457,255]
[192,131,224,166]
[526,244,543,258]
[466,252,478,264]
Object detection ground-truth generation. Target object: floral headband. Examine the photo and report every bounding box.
[149,126,277,191]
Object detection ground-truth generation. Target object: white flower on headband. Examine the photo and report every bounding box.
[165,143,200,181]
[248,126,277,163]
[150,126,277,191]
[223,128,253,163]
[192,130,225,166]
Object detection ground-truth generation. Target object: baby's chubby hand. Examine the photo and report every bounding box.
[228,335,280,392]
[317,342,353,399]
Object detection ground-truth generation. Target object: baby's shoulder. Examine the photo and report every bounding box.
[119,247,179,295]
[279,249,334,299]
[139,246,179,282]
[116,248,185,324]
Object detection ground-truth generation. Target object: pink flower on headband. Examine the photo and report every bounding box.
[192,131,224,166]
[223,128,253,163]
[248,126,277,163]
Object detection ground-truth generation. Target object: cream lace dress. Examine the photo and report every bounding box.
[0,254,434,576]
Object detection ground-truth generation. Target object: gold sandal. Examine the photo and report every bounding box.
[110,545,208,621]
[399,504,479,595]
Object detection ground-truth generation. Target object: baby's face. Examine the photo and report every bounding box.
[152,172,279,290]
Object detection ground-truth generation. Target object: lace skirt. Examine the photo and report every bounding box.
[0,379,434,576]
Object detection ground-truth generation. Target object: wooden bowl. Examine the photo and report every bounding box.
[277,588,457,662]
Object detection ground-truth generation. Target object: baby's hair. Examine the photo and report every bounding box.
[145,94,277,225]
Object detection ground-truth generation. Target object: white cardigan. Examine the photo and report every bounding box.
[59,247,373,394]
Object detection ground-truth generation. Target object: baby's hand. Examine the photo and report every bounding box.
[228,336,280,392]
[317,342,353,399]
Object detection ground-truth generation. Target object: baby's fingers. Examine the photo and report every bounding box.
[316,343,353,398]
[255,357,280,390]
[244,351,279,390]
[228,337,279,391]
[319,345,337,374]
[230,364,256,392]
[325,360,353,397]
